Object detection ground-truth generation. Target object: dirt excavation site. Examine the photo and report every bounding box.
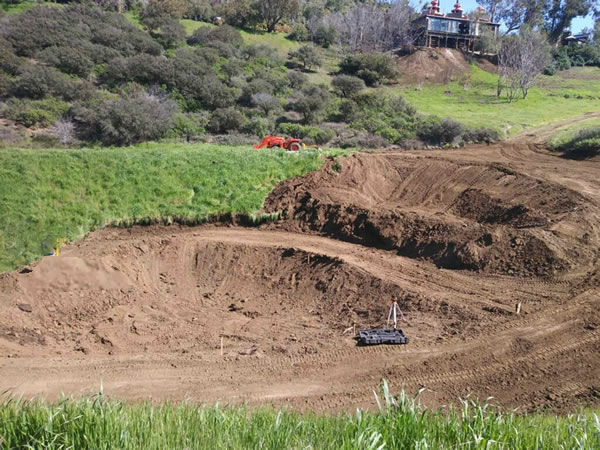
[2,120,600,413]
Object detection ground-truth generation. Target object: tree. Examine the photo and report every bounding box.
[498,28,552,102]
[254,0,300,33]
[332,75,365,98]
[251,92,280,114]
[142,0,188,21]
[328,1,414,52]
[288,45,323,70]
[293,84,329,124]
[546,0,595,43]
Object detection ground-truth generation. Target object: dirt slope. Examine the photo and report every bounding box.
[1,119,600,412]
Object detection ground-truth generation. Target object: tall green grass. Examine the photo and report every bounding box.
[1,383,599,449]
[0,143,323,272]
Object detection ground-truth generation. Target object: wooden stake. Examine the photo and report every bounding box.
[516,303,522,315]
[220,336,224,356]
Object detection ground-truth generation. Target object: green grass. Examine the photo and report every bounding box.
[0,143,323,273]
[1,384,599,449]
[0,0,40,15]
[399,66,600,136]
[548,118,600,149]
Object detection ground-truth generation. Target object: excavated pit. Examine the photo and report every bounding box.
[1,235,490,358]
[265,154,596,277]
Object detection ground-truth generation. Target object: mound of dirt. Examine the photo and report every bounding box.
[264,154,594,277]
[397,48,470,84]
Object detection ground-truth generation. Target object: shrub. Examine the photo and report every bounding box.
[49,118,77,145]
[288,24,310,42]
[417,117,465,145]
[209,107,245,134]
[186,0,215,22]
[287,70,308,89]
[1,5,161,58]
[72,93,177,145]
[332,75,365,98]
[251,93,281,115]
[462,128,500,144]
[0,38,23,76]
[277,122,335,144]
[10,64,79,100]
[293,84,330,124]
[36,46,95,78]
[338,53,398,86]
[167,112,209,138]
[157,18,186,49]
[1,97,71,127]
[243,117,270,137]
[187,25,243,48]
[141,0,188,21]
[312,24,336,48]
[288,45,323,70]
[554,126,600,158]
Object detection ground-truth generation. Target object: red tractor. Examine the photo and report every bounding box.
[253,136,304,152]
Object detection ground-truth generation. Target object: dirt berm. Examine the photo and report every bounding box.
[265,153,595,278]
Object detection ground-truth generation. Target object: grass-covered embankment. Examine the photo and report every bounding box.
[0,144,323,273]
[549,119,600,158]
[1,386,599,449]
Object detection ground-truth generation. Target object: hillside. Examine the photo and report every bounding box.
[1,3,599,150]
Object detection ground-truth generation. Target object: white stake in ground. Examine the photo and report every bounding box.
[387,295,405,329]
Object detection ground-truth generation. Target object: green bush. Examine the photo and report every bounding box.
[209,107,245,134]
[287,23,310,42]
[462,127,500,144]
[36,46,95,78]
[10,65,83,101]
[417,117,465,145]
[288,45,323,70]
[331,75,365,98]
[287,70,308,88]
[277,123,335,144]
[1,97,70,127]
[187,25,243,48]
[72,93,177,145]
[292,84,329,124]
[553,126,600,158]
[347,92,417,144]
[312,24,336,48]
[2,5,162,58]
[338,53,398,86]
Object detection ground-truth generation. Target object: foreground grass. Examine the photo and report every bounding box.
[0,143,323,272]
[1,385,599,449]
[400,66,600,136]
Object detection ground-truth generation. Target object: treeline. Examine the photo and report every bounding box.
[0,4,498,148]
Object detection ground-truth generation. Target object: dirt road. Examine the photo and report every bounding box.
[1,116,599,412]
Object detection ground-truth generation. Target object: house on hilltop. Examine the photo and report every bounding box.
[412,1,500,52]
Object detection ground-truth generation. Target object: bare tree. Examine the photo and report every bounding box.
[50,118,76,146]
[254,0,300,32]
[327,0,414,52]
[498,28,551,102]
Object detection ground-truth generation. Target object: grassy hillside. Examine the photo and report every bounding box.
[1,389,599,449]
[399,66,600,136]
[0,144,323,272]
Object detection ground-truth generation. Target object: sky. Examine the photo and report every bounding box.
[410,0,595,33]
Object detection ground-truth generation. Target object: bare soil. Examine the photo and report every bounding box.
[1,114,600,413]
[396,48,471,84]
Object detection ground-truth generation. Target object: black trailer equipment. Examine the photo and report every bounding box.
[357,329,409,346]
